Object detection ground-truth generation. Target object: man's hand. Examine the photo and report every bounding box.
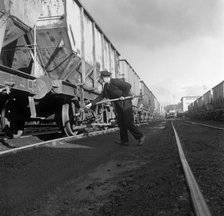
[119,96,125,101]
[85,103,92,109]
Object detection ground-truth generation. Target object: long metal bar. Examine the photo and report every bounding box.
[96,95,141,105]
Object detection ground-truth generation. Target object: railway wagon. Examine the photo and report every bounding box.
[0,0,42,138]
[0,0,121,138]
[36,0,121,134]
[139,81,158,122]
[188,80,224,120]
[153,97,161,118]
[119,59,161,122]
[195,96,205,118]
[118,60,161,122]
[212,80,224,119]
[203,90,213,111]
[119,59,141,122]
[188,91,212,119]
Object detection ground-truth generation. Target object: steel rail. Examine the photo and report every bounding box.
[0,127,62,139]
[171,121,212,216]
[0,127,119,157]
[21,129,62,138]
[185,121,224,131]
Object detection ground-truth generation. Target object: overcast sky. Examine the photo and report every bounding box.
[80,0,224,106]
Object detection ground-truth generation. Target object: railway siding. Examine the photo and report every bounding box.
[172,121,211,216]
[0,127,119,156]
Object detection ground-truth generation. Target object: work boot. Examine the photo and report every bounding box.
[137,135,145,146]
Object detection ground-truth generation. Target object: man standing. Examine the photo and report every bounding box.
[85,70,145,146]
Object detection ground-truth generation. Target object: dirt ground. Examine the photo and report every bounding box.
[20,121,194,216]
[2,119,224,215]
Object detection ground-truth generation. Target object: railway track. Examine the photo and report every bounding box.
[185,120,224,131]
[171,121,211,216]
[0,123,62,138]
[0,125,120,156]
[0,120,150,156]
[0,124,63,152]
[171,119,224,215]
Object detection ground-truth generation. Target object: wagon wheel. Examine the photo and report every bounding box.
[62,102,82,136]
[1,98,25,138]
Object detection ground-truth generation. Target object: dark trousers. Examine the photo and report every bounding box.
[115,100,143,142]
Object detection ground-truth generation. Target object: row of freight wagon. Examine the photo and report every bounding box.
[0,0,161,138]
[188,80,224,120]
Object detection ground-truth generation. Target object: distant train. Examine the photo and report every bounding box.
[0,0,161,138]
[187,80,224,120]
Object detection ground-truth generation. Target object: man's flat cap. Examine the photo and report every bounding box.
[100,70,112,77]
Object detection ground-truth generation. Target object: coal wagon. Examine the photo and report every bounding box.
[139,81,160,122]
[212,80,224,119]
[119,59,141,122]
[119,59,161,122]
[188,80,224,120]
[0,0,120,137]
[0,0,42,138]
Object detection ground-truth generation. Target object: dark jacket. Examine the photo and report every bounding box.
[92,78,132,110]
